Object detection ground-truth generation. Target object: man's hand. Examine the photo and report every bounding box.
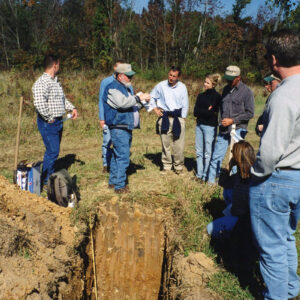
[208,105,213,110]
[71,109,78,120]
[99,120,105,129]
[139,93,151,102]
[153,107,163,117]
[221,118,233,127]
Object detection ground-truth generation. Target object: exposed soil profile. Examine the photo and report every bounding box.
[0,176,219,299]
[0,176,84,299]
[85,199,166,299]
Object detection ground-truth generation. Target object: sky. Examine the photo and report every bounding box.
[133,0,268,17]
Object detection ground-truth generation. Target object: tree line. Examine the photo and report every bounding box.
[0,0,299,81]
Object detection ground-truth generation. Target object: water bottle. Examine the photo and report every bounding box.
[103,124,108,133]
[63,113,72,122]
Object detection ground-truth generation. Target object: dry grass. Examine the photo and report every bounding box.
[0,70,270,299]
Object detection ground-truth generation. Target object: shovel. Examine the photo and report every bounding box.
[13,96,23,184]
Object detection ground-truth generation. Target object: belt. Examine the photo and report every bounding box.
[38,114,62,122]
[277,167,298,171]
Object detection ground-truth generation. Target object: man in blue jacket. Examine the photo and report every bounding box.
[103,63,150,193]
[99,59,131,173]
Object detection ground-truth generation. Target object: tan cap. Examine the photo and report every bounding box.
[115,63,136,76]
[224,65,241,80]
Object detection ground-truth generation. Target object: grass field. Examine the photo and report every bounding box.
[0,70,292,299]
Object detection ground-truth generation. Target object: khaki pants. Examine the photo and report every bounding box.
[158,117,185,171]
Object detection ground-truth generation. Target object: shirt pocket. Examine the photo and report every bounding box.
[55,83,65,102]
[231,96,244,115]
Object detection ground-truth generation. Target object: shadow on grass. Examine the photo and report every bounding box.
[144,152,196,172]
[203,197,226,219]
[54,154,85,171]
[144,153,162,168]
[209,217,263,299]
[205,191,263,299]
[184,156,196,172]
[127,161,145,176]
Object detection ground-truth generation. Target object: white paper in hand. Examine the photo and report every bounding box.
[136,92,153,112]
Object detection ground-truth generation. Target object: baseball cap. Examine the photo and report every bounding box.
[115,63,136,76]
[224,65,241,80]
[263,74,281,82]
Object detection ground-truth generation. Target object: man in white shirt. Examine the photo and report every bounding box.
[150,66,189,174]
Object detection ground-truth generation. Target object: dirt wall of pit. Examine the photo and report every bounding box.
[85,198,167,300]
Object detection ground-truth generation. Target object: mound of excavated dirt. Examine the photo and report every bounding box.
[0,176,84,299]
[169,252,221,300]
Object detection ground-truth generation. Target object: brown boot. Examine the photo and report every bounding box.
[115,186,130,194]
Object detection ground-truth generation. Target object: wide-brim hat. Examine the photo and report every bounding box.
[224,65,241,80]
[115,63,136,76]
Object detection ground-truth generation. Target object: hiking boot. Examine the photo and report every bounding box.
[193,177,205,183]
[108,184,114,189]
[115,186,130,194]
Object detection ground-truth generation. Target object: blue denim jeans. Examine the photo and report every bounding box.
[102,126,112,167]
[195,124,216,180]
[207,215,239,237]
[37,116,63,185]
[207,128,247,183]
[109,128,132,190]
[250,170,300,300]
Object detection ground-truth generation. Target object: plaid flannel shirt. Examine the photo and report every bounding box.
[32,72,74,122]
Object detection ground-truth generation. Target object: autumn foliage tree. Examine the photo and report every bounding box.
[0,0,299,79]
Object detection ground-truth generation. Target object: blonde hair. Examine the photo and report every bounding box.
[206,73,222,88]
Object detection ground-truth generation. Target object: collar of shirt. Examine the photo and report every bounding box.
[43,72,58,82]
[167,81,179,89]
[279,73,300,86]
[229,81,242,93]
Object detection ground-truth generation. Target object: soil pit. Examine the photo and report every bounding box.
[0,176,218,299]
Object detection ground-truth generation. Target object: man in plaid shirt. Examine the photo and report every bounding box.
[32,55,78,187]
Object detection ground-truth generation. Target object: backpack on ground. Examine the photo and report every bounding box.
[47,169,77,207]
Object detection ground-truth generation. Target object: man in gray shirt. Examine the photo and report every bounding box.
[207,65,254,183]
[250,29,300,300]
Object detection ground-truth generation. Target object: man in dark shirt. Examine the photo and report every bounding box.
[207,65,254,183]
